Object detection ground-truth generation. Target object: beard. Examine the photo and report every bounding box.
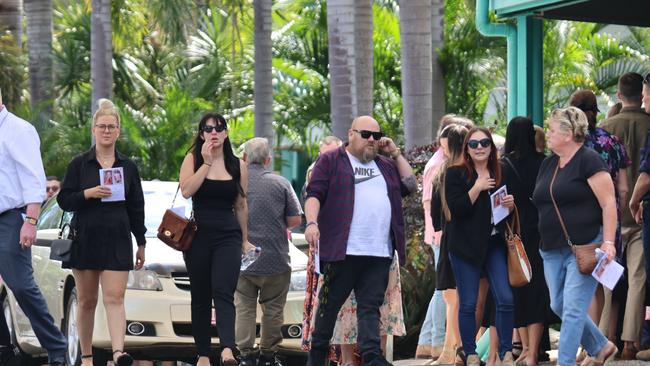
[360,146,378,163]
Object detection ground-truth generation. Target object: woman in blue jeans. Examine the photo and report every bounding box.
[444,127,515,366]
[532,107,618,366]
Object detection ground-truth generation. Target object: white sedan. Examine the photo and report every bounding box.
[0,181,308,365]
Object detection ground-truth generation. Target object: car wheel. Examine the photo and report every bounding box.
[1,294,40,366]
[64,287,81,366]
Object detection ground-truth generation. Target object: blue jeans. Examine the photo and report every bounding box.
[539,230,608,366]
[449,235,514,359]
[418,245,446,347]
[0,209,67,363]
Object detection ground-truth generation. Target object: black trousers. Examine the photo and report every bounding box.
[308,255,391,366]
[184,229,242,357]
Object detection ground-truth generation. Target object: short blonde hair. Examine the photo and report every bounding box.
[548,106,588,143]
[93,98,120,126]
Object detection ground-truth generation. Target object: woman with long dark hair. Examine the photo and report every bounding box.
[179,113,255,366]
[430,124,469,365]
[444,127,515,366]
[502,117,548,366]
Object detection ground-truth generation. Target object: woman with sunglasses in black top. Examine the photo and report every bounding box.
[180,113,256,366]
[444,127,515,366]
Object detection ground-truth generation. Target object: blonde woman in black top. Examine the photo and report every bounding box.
[58,99,146,366]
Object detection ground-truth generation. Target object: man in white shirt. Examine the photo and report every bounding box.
[0,90,67,365]
[305,116,415,366]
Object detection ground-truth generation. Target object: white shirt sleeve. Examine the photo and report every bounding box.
[8,123,47,205]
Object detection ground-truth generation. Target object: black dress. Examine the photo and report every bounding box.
[502,153,549,327]
[431,188,455,290]
[57,147,146,271]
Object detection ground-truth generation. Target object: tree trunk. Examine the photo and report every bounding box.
[400,0,432,149]
[254,0,273,146]
[24,0,53,128]
[0,0,22,46]
[354,0,373,117]
[327,0,357,140]
[431,0,446,138]
[91,0,112,115]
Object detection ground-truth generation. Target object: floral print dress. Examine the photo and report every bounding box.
[584,127,631,255]
[301,245,406,349]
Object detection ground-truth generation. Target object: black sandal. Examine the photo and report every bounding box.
[512,342,524,359]
[113,350,134,366]
[81,354,93,359]
[221,348,239,366]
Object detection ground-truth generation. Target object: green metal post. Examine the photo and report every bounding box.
[476,0,518,122]
[515,15,544,126]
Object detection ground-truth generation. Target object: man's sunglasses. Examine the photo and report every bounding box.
[645,73,650,85]
[201,124,227,133]
[353,129,384,140]
[467,138,491,149]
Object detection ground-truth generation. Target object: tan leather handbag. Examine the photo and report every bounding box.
[549,163,599,275]
[505,206,532,287]
[157,186,196,251]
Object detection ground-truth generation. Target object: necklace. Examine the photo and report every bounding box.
[97,154,114,166]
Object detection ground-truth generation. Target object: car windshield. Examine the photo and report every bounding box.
[143,182,192,237]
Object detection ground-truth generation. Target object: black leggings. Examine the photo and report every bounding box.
[184,229,241,357]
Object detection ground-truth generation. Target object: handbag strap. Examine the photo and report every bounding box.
[505,204,521,236]
[171,184,194,220]
[549,161,573,247]
[503,156,522,182]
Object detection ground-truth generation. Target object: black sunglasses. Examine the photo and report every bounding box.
[467,138,491,149]
[645,73,650,85]
[353,129,384,140]
[202,124,227,133]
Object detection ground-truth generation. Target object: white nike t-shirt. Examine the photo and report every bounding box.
[345,151,392,257]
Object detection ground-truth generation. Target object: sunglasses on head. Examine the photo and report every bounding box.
[201,124,226,133]
[467,138,491,149]
[353,129,384,140]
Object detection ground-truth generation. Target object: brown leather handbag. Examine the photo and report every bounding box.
[505,206,532,287]
[157,186,197,251]
[549,163,599,275]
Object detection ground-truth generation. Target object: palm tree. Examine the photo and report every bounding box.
[355,0,373,116]
[431,0,445,136]
[24,0,53,128]
[254,0,273,144]
[0,0,22,46]
[399,0,432,149]
[327,0,357,139]
[91,0,113,114]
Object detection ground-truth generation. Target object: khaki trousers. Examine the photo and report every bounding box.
[603,226,647,342]
[235,271,291,356]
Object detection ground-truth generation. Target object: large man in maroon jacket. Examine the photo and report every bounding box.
[304,116,415,366]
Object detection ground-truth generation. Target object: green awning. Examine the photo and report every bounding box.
[493,0,650,27]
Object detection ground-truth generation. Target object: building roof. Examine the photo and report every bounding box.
[493,0,650,27]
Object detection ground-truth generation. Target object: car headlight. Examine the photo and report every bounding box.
[289,270,307,292]
[127,270,163,291]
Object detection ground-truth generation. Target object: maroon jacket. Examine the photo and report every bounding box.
[306,145,411,265]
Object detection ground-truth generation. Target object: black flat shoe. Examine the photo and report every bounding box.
[113,350,134,366]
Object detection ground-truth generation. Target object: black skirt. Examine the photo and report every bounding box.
[513,227,549,327]
[436,232,456,290]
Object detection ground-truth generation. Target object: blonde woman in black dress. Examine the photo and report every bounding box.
[58,99,146,366]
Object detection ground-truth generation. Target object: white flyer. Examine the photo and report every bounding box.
[99,167,125,202]
[490,185,509,224]
[592,248,624,290]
